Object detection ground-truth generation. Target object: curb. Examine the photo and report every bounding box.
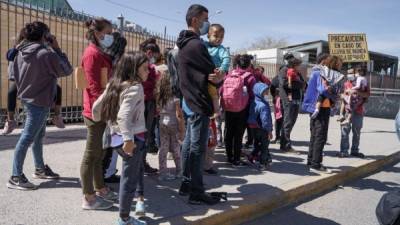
[162,151,400,225]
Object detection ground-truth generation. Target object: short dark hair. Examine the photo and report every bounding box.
[235,54,253,69]
[287,57,302,68]
[186,4,208,26]
[210,24,225,33]
[23,21,49,42]
[139,38,160,54]
[317,53,330,64]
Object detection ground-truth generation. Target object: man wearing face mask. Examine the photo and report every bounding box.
[339,68,370,159]
[177,4,224,205]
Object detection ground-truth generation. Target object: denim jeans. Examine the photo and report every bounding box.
[119,138,145,219]
[181,113,210,195]
[12,103,49,176]
[340,112,363,154]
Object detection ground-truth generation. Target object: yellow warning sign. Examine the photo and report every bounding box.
[328,33,370,62]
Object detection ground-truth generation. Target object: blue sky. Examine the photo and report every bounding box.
[68,0,400,58]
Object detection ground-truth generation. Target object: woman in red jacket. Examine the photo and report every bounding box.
[80,18,117,210]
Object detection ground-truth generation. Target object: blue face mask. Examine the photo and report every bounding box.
[199,21,210,36]
[100,34,114,48]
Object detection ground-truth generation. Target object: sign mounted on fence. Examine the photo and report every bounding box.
[328,33,370,62]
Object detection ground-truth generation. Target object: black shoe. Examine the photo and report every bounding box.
[188,193,220,205]
[337,152,349,158]
[350,152,365,158]
[144,163,158,175]
[148,145,159,154]
[7,174,38,190]
[179,182,190,196]
[204,168,218,175]
[33,165,60,179]
[104,174,120,183]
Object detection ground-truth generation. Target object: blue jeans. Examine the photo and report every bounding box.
[119,138,145,219]
[181,113,210,195]
[12,103,49,176]
[340,112,363,154]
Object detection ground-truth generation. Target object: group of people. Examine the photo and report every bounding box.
[3,3,372,225]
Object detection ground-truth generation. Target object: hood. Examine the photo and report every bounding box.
[16,41,45,60]
[253,82,269,100]
[176,30,199,49]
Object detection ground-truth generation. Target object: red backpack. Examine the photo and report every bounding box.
[221,71,251,112]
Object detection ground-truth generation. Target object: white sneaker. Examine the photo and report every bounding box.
[2,120,17,135]
[82,196,113,210]
[135,200,146,216]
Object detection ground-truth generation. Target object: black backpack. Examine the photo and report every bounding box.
[376,191,400,225]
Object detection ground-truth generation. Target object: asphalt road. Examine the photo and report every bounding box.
[246,163,400,225]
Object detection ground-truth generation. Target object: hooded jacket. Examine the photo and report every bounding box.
[302,66,333,114]
[177,30,215,116]
[10,41,72,107]
[248,82,273,132]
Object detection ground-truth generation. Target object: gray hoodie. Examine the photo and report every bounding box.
[9,41,73,107]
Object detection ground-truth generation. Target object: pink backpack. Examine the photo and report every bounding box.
[221,71,251,112]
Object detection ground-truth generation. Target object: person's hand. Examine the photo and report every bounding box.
[209,69,224,84]
[267,132,273,140]
[122,140,136,156]
[288,94,293,102]
[311,109,319,119]
[48,35,60,50]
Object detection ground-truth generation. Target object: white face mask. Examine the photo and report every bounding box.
[99,34,114,48]
[347,74,355,81]
[199,21,210,36]
[149,57,156,64]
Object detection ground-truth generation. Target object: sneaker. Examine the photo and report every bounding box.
[350,152,365,158]
[179,182,190,196]
[283,147,301,155]
[117,217,147,225]
[33,165,60,179]
[2,120,17,135]
[204,168,218,175]
[82,196,113,210]
[104,174,121,183]
[158,173,176,181]
[336,152,349,158]
[340,119,350,126]
[135,200,146,216]
[52,115,65,129]
[310,165,332,174]
[247,155,255,164]
[97,188,118,202]
[144,163,158,175]
[258,163,271,171]
[188,193,220,205]
[7,174,37,190]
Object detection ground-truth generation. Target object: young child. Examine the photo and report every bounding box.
[286,57,302,101]
[338,68,367,124]
[205,24,231,118]
[247,82,273,170]
[93,51,148,225]
[273,91,283,143]
[157,70,185,181]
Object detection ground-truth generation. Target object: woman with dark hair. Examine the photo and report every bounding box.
[139,38,161,174]
[80,17,117,210]
[221,54,256,165]
[7,21,72,190]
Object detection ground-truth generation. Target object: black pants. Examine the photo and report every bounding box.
[251,128,271,164]
[7,82,62,112]
[280,101,299,150]
[307,107,330,168]
[224,109,247,162]
[275,118,283,140]
[245,126,254,146]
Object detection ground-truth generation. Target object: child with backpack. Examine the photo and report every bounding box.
[204,24,231,118]
[247,83,273,170]
[221,54,256,166]
[156,70,185,181]
[92,51,148,225]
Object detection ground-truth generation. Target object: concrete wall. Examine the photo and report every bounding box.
[365,94,400,119]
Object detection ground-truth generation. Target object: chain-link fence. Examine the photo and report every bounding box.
[0,0,176,127]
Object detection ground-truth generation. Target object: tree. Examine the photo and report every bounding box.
[236,36,289,53]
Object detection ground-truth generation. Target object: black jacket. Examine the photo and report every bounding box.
[177,30,215,116]
[278,66,305,102]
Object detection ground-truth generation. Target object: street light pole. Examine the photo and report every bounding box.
[117,13,124,35]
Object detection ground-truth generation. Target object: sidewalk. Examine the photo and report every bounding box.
[0,115,398,225]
